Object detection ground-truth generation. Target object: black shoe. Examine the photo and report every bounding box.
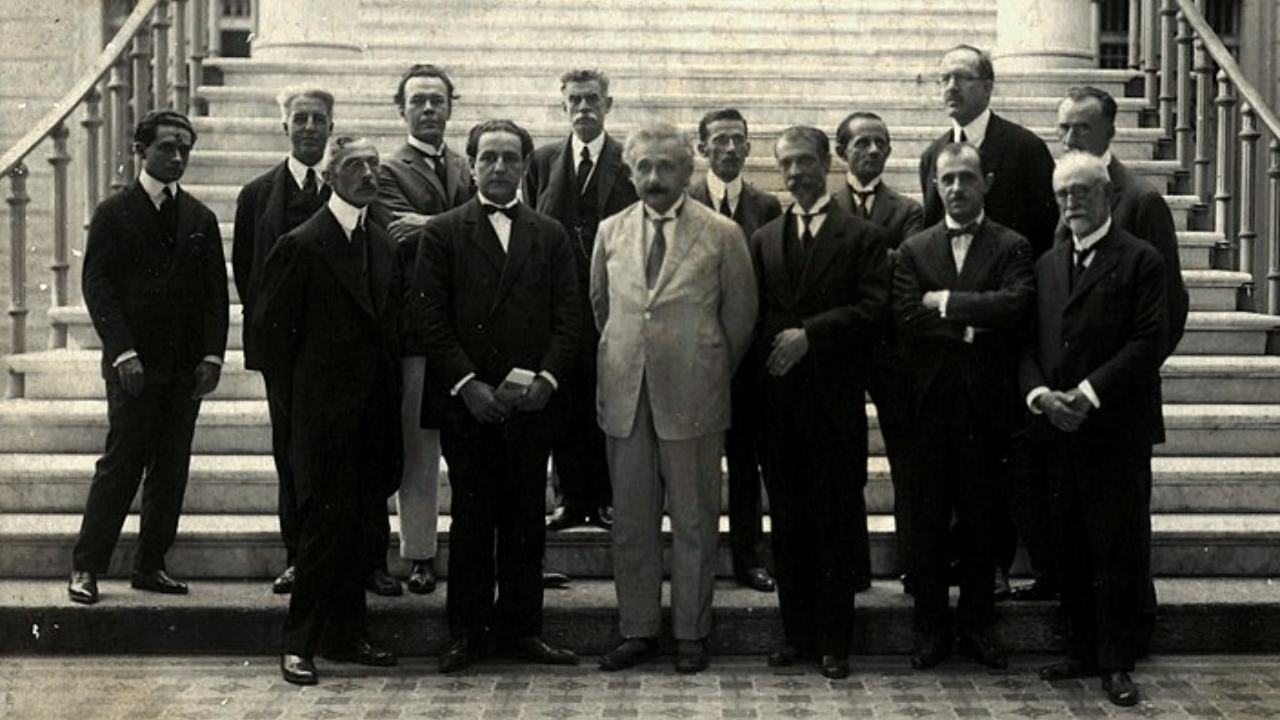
[1102,671,1139,707]
[592,505,614,530]
[542,571,570,589]
[501,636,578,666]
[910,633,951,670]
[323,638,397,667]
[900,573,918,596]
[735,567,776,593]
[439,638,482,674]
[281,654,317,685]
[853,575,872,593]
[68,571,98,605]
[130,569,188,594]
[365,569,403,597]
[767,645,814,667]
[272,566,296,595]
[1039,659,1099,681]
[993,568,1011,602]
[547,505,588,532]
[958,630,1008,669]
[675,639,709,674]
[820,655,850,679]
[599,637,659,671]
[1010,580,1057,602]
[406,560,436,595]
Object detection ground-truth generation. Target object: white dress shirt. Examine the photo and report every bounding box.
[953,108,992,148]
[706,171,743,216]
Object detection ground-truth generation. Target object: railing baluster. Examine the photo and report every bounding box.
[47,123,71,351]
[1128,0,1142,70]
[208,0,223,58]
[152,0,172,109]
[129,28,150,180]
[1174,10,1194,173]
[173,0,190,113]
[6,164,29,398]
[108,59,131,192]
[1159,0,1177,135]
[1237,104,1259,276]
[1192,36,1214,208]
[1268,138,1280,315]
[1213,70,1236,269]
[190,0,209,115]
[1143,0,1160,107]
[82,88,103,216]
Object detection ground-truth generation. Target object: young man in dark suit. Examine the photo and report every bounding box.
[254,136,403,686]
[524,69,638,534]
[894,143,1034,671]
[231,86,334,595]
[835,111,925,594]
[751,126,889,680]
[414,120,582,674]
[689,107,781,594]
[69,109,229,605]
[1022,151,1168,707]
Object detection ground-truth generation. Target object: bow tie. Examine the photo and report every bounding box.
[483,203,519,220]
[945,223,979,239]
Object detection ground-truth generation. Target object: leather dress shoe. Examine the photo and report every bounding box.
[599,637,659,671]
[593,505,614,530]
[272,566,296,595]
[501,636,578,665]
[1010,580,1057,602]
[993,568,1011,602]
[439,637,483,674]
[853,574,872,593]
[767,645,814,667]
[323,638,397,667]
[365,569,403,597]
[542,571,570,589]
[546,505,588,532]
[736,567,775,593]
[910,634,951,670]
[675,638,709,674]
[958,630,1008,669]
[406,560,436,595]
[68,570,98,605]
[1038,659,1099,681]
[900,573,918,596]
[281,654,317,685]
[820,654,850,680]
[1101,671,1140,707]
[130,569,188,594]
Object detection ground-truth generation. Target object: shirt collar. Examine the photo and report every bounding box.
[944,211,985,231]
[1073,217,1112,254]
[286,154,326,190]
[1100,149,1114,172]
[847,173,881,194]
[571,132,607,163]
[326,192,367,236]
[477,191,519,210]
[792,193,832,216]
[406,135,445,158]
[138,170,177,208]
[954,107,992,147]
[644,193,686,221]
[706,171,743,203]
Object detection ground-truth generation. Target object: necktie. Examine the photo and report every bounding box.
[646,217,668,289]
[852,188,874,218]
[718,190,733,218]
[422,148,448,189]
[798,208,826,249]
[576,146,594,195]
[302,168,318,198]
[1072,246,1095,288]
[483,203,519,220]
[351,219,368,275]
[159,187,177,244]
[958,128,969,143]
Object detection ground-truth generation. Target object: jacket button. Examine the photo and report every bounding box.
[644,311,651,320]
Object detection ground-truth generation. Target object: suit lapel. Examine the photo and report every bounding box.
[869,186,897,228]
[444,148,470,207]
[257,162,290,245]
[926,225,960,287]
[594,136,624,213]
[760,220,795,306]
[543,138,571,214]
[368,222,394,317]
[126,183,168,252]
[399,145,448,208]
[319,210,375,318]
[461,200,507,279]
[1067,234,1118,308]
[688,179,712,208]
[979,114,1009,180]
[650,199,703,299]
[492,206,534,311]
[955,222,995,289]
[792,209,844,302]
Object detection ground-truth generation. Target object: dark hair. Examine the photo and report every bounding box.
[559,69,611,96]
[777,125,830,161]
[1064,85,1118,123]
[945,44,995,82]
[466,119,535,161]
[697,108,748,143]
[835,111,889,152]
[393,64,458,110]
[936,142,985,174]
[133,109,196,151]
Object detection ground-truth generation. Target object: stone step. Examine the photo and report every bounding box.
[2,451,1277,515]
[1161,356,1280,402]
[1185,270,1252,311]
[5,577,1278,655]
[1178,312,1280,355]
[1178,231,1218,270]
[2,511,1278,579]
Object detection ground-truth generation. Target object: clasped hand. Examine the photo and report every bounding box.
[766,328,809,377]
[1036,388,1093,433]
[460,377,554,423]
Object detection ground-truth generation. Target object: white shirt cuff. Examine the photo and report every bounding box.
[450,372,476,396]
[1026,386,1051,414]
[113,350,138,367]
[1078,380,1101,409]
[201,355,223,366]
[937,289,952,318]
[538,371,558,390]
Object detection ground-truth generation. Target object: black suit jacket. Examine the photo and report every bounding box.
[919,113,1058,257]
[750,204,890,460]
[833,180,925,251]
[689,177,783,240]
[82,181,228,382]
[251,207,403,504]
[894,219,1034,431]
[1019,226,1168,449]
[374,142,474,220]
[412,199,582,429]
[523,134,637,261]
[232,160,331,369]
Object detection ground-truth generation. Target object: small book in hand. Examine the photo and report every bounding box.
[494,367,536,404]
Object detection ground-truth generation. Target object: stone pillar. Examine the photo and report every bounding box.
[252,0,361,60]
[994,0,1095,70]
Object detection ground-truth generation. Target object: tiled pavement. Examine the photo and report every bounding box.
[4,656,1280,719]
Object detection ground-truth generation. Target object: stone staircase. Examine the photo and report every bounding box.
[3,0,1280,655]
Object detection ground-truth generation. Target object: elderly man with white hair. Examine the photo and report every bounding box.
[1020,151,1168,707]
[591,120,757,674]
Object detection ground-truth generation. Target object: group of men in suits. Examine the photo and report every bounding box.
[66,44,1179,706]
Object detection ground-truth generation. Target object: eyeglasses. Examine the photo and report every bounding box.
[937,72,987,86]
[1053,185,1098,202]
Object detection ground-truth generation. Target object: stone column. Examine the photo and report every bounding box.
[252,0,361,60]
[994,0,1095,70]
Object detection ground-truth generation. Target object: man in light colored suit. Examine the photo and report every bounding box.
[592,120,757,674]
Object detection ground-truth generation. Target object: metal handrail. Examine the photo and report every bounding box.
[1172,0,1280,138]
[0,0,162,179]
